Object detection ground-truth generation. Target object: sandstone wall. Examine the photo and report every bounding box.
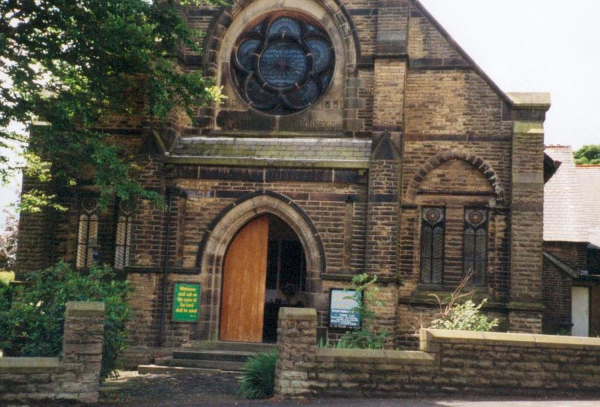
[276,308,600,398]
[0,302,105,404]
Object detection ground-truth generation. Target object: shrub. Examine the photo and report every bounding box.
[430,299,499,331]
[239,350,276,399]
[333,273,388,350]
[428,269,498,332]
[0,262,131,379]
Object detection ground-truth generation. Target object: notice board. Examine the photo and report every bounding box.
[172,283,200,322]
[329,288,361,330]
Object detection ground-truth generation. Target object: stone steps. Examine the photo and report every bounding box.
[173,350,256,362]
[184,341,276,353]
[137,364,240,376]
[155,356,247,371]
[138,341,276,376]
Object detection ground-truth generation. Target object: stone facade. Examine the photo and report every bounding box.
[0,302,105,403]
[275,307,600,398]
[17,0,551,358]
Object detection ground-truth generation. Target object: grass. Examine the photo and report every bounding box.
[239,350,276,399]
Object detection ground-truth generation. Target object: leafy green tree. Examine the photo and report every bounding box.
[1,0,223,211]
[574,145,600,165]
[0,210,18,270]
[0,262,131,379]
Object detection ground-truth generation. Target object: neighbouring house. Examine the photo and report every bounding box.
[543,145,600,336]
[16,0,551,361]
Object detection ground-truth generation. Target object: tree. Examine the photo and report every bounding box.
[0,262,131,379]
[574,145,600,166]
[1,0,223,211]
[0,210,18,270]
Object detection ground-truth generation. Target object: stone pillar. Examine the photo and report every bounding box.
[508,110,549,332]
[366,134,400,279]
[366,0,409,344]
[274,308,317,398]
[61,301,105,403]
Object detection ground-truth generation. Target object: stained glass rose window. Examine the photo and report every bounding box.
[231,13,335,115]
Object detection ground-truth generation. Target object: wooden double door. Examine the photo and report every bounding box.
[220,217,270,343]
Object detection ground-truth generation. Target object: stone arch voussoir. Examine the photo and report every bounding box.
[201,0,360,75]
[197,190,326,275]
[406,150,505,203]
[196,190,326,340]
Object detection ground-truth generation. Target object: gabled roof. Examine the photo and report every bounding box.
[412,0,550,112]
[576,165,600,247]
[543,251,580,279]
[544,146,589,242]
[544,146,600,244]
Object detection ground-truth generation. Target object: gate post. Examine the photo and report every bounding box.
[274,307,317,398]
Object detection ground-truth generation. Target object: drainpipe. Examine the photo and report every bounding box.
[158,187,174,347]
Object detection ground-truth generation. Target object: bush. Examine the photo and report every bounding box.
[239,350,276,399]
[332,273,388,350]
[430,299,499,331]
[0,262,131,380]
[428,269,498,332]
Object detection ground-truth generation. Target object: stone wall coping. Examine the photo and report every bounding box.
[506,92,551,111]
[316,348,435,365]
[66,301,105,317]
[278,307,317,320]
[421,328,600,350]
[0,357,60,372]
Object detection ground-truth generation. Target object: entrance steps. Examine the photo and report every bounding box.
[137,341,276,375]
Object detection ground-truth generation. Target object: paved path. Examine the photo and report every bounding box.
[97,371,600,407]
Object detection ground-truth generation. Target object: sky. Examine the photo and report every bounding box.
[1,0,599,222]
[420,0,600,149]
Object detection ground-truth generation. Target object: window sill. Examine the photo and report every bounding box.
[416,283,489,293]
[400,285,505,311]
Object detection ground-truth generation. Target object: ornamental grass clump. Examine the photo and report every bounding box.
[239,350,276,399]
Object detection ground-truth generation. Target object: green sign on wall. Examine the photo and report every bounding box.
[172,283,200,322]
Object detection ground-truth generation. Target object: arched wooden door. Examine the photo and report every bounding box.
[220,216,269,342]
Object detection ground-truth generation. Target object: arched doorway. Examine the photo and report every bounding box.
[220,214,307,343]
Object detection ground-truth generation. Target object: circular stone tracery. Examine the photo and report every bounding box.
[231,13,335,115]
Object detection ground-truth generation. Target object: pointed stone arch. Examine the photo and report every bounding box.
[406,150,505,203]
[197,190,326,339]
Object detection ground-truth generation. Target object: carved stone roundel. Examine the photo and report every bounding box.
[231,12,335,115]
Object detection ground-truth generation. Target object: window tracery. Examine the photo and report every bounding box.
[114,200,133,270]
[231,12,335,115]
[463,209,488,286]
[420,207,445,285]
[76,197,99,269]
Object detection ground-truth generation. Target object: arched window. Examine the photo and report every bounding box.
[420,207,445,284]
[76,197,99,269]
[114,201,133,270]
[463,209,488,286]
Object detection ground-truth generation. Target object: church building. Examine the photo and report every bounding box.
[17,0,551,360]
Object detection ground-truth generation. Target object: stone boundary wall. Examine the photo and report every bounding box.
[275,307,600,398]
[0,301,105,403]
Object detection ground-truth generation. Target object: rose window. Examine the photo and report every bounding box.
[231,13,335,115]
